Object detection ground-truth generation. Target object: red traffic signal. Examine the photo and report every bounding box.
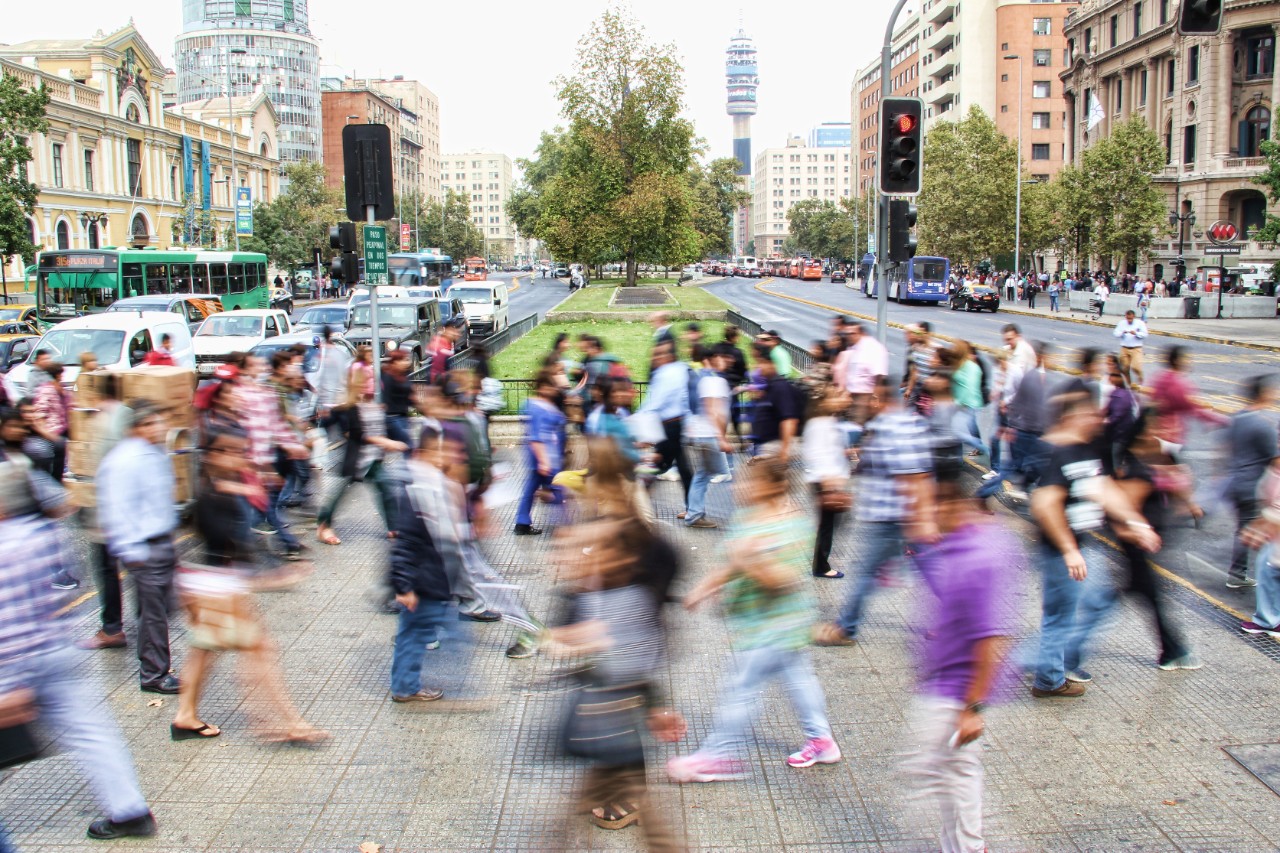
[879,97,924,197]
[895,114,918,135]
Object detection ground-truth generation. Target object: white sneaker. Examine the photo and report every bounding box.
[981,471,999,481]
[657,469,680,482]
[711,473,732,484]
[1005,487,1029,501]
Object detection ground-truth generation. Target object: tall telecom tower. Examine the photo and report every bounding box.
[725,28,758,254]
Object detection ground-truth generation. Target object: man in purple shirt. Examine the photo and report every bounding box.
[904,463,1016,853]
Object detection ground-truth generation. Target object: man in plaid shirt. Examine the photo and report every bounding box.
[816,376,937,645]
[0,514,156,840]
[239,355,308,559]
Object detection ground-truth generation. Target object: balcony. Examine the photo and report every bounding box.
[926,74,958,106]
[931,47,956,78]
[926,0,956,25]
[925,17,957,52]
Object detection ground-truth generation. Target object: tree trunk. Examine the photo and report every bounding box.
[625,257,638,287]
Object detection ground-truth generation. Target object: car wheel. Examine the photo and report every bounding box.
[410,350,422,374]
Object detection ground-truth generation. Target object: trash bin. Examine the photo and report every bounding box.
[1183,296,1201,319]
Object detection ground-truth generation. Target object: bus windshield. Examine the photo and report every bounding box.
[450,288,494,304]
[36,328,126,366]
[38,270,117,318]
[912,259,947,282]
[351,305,417,327]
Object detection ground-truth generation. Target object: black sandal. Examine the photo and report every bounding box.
[814,570,845,579]
[170,723,220,741]
[591,802,641,830]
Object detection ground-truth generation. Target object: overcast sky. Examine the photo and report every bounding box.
[5,0,913,170]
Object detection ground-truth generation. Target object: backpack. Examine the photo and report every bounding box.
[687,366,709,416]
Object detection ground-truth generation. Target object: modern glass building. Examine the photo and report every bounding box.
[808,122,852,149]
[174,0,321,179]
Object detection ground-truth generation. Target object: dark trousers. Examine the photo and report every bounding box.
[130,536,177,686]
[655,418,692,501]
[813,485,842,575]
[386,414,412,447]
[1231,497,1261,580]
[1120,538,1188,663]
[93,543,123,636]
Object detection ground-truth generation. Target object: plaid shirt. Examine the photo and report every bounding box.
[0,515,69,693]
[237,381,295,468]
[855,408,934,522]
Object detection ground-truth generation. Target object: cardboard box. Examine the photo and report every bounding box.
[120,366,197,408]
[64,477,96,509]
[160,404,197,431]
[68,407,100,442]
[172,456,194,504]
[73,370,115,408]
[66,440,94,478]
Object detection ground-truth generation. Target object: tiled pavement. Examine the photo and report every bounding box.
[5,446,1280,852]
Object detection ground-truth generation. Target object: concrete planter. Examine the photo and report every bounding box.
[545,310,729,323]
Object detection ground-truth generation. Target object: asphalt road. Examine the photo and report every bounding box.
[707,274,1278,624]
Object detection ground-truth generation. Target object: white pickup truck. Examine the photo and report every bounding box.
[192,308,292,376]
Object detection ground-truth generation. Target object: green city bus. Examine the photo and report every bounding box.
[35,248,269,323]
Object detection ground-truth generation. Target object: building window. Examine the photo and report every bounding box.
[1240,106,1272,157]
[1033,49,1052,67]
[1001,105,1009,113]
[1110,15,1119,48]
[1032,81,1051,98]
[1140,68,1149,104]
[1001,43,1009,52]
[1133,2,1142,37]
[1115,78,1123,109]
[1159,0,1169,23]
[87,222,99,250]
[235,0,250,15]
[1032,173,1050,183]
[127,138,142,197]
[1186,45,1199,84]
[1085,27,1093,54]
[1164,122,1174,163]
[1245,34,1275,79]
[1032,112,1051,129]
[83,149,94,191]
[1031,143,1051,160]
[56,220,69,250]
[1033,18,1051,35]
[51,143,63,188]
[170,166,178,200]
[1167,59,1176,94]
[1183,125,1197,163]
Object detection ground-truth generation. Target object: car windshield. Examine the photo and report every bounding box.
[198,315,264,337]
[107,299,169,312]
[451,288,493,304]
[34,328,126,366]
[0,309,27,322]
[299,307,348,325]
[972,287,995,294]
[405,288,438,300]
[351,305,417,327]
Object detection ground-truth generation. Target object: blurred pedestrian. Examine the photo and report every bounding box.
[78,375,133,649]
[805,387,851,579]
[683,345,732,529]
[515,368,567,536]
[1224,376,1278,588]
[638,341,692,508]
[1149,346,1228,523]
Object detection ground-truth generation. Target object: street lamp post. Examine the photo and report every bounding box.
[1004,54,1024,297]
[79,211,107,249]
[226,47,247,252]
[1169,183,1195,292]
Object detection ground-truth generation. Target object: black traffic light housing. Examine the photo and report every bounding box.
[879,97,923,196]
[329,222,359,283]
[342,124,395,221]
[887,199,918,263]
[1177,0,1222,35]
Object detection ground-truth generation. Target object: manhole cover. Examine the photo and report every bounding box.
[1224,744,1280,797]
[611,287,671,306]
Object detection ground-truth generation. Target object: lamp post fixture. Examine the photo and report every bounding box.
[226,47,247,252]
[1169,209,1196,285]
[79,211,107,249]
[1003,54,1025,296]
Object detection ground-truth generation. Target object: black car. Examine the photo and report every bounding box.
[435,297,470,348]
[950,285,1001,312]
[830,268,847,283]
[343,298,441,372]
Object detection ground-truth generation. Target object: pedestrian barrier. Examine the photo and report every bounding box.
[407,312,542,380]
[725,310,815,373]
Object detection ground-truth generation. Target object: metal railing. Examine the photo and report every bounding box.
[407,311,542,380]
[725,309,815,374]
[484,379,649,416]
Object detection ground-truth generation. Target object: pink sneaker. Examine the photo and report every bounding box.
[666,752,746,783]
[786,737,842,768]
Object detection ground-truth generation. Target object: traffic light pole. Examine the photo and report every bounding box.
[368,204,382,402]
[875,0,912,346]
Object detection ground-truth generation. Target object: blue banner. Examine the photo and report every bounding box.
[181,137,194,243]
[200,140,211,212]
[236,186,253,236]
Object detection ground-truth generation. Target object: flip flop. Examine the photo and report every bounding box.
[170,723,220,740]
[591,802,641,830]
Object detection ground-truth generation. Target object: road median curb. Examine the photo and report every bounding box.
[996,303,1280,353]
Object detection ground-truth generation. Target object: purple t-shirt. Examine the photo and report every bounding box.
[914,521,1017,703]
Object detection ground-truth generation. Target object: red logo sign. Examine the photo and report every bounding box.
[1208,220,1239,244]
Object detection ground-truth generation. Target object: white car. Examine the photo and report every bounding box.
[4,312,194,401]
[192,309,292,375]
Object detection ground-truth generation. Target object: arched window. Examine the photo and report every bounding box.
[130,213,149,244]
[25,218,36,250]
[56,220,70,250]
[1240,105,1271,157]
[87,221,100,249]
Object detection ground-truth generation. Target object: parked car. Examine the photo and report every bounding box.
[295,305,352,333]
[553,266,569,278]
[950,284,1001,312]
[270,287,294,316]
[343,298,441,372]
[435,297,470,348]
[248,331,356,421]
[106,293,224,333]
[0,305,39,330]
[405,286,444,302]
[193,309,293,375]
[347,285,410,307]
[830,268,847,283]
[4,312,195,400]
[0,334,39,374]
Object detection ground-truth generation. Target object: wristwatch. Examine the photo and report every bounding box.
[965,701,986,715]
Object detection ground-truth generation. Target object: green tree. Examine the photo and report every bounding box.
[785,197,869,261]
[918,106,1019,265]
[506,128,570,242]
[240,161,342,268]
[542,7,700,285]
[1252,139,1280,243]
[688,157,749,258]
[0,72,51,273]
[1074,118,1165,269]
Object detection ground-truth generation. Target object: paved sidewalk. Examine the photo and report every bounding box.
[997,299,1280,351]
[4,449,1280,851]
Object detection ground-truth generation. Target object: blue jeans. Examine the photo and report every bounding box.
[1049,293,1059,311]
[254,486,300,549]
[386,414,412,448]
[390,598,453,697]
[976,430,1045,497]
[1253,544,1280,628]
[700,645,832,759]
[951,408,985,455]
[1032,541,1116,691]
[516,469,562,527]
[685,437,728,524]
[838,520,908,637]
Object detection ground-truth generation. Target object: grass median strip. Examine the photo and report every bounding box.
[553,283,731,313]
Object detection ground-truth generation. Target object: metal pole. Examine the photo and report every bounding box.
[875,0,912,345]
[1217,260,1225,318]
[1014,59,1023,294]
[227,49,240,252]
[367,205,382,402]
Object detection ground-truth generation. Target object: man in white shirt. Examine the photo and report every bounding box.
[1001,324,1037,374]
[1113,309,1148,386]
[839,321,889,423]
[1092,279,1110,313]
[684,346,732,528]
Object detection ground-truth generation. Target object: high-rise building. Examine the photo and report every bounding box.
[362,77,443,206]
[726,28,759,255]
[809,122,853,148]
[441,152,516,263]
[320,85,401,194]
[751,135,853,258]
[174,0,322,181]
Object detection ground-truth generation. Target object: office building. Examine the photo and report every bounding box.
[441,152,517,263]
[751,135,853,258]
[808,122,853,148]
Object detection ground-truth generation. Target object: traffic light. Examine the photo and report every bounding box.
[887,199,918,263]
[1177,0,1222,35]
[329,222,359,283]
[878,97,923,196]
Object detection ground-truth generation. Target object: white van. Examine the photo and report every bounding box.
[192,309,292,375]
[4,312,194,400]
[450,282,510,335]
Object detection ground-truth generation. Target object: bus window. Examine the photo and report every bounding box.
[210,264,229,295]
[192,264,210,294]
[170,263,192,292]
[145,264,170,295]
[229,263,245,294]
[122,263,144,298]
[248,262,265,289]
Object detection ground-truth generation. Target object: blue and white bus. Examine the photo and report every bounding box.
[388,251,454,292]
[862,256,950,303]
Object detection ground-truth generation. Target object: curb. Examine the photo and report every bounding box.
[995,303,1280,353]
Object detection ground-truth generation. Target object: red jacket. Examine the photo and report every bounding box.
[144,350,176,367]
